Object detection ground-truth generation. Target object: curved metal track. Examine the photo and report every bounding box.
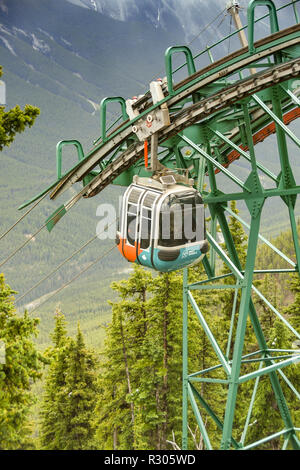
[76,58,300,201]
[47,24,300,208]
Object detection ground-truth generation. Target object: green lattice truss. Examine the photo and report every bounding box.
[178,3,300,450]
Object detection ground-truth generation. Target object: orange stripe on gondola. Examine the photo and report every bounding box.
[117,237,142,262]
[215,108,300,174]
[144,140,148,169]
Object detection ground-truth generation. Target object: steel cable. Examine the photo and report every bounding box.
[28,245,116,314]
[0,190,50,242]
[187,8,227,47]
[0,202,71,269]
[15,218,117,304]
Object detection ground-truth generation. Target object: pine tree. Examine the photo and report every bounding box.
[93,265,153,450]
[216,201,258,442]
[94,264,226,450]
[57,325,98,449]
[242,273,300,448]
[283,273,300,332]
[0,66,40,151]
[40,313,98,450]
[219,200,249,352]
[0,274,43,449]
[132,270,184,450]
[39,310,69,449]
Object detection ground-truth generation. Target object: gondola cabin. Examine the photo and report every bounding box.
[116,175,208,272]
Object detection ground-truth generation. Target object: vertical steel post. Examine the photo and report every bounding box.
[227,0,256,74]
[292,0,300,23]
[271,86,300,270]
[221,212,261,449]
[182,268,189,450]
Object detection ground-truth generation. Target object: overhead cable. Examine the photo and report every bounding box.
[0,202,71,269]
[0,190,50,242]
[15,219,117,304]
[29,245,116,314]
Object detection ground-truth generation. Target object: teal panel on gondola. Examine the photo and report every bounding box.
[136,244,204,272]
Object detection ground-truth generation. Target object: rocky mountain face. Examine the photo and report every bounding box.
[0,0,186,111]
[66,0,227,39]
[0,0,295,111]
[65,0,294,41]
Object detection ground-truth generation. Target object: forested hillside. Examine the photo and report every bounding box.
[0,0,188,347]
[0,0,299,350]
[0,0,300,451]
[0,208,299,450]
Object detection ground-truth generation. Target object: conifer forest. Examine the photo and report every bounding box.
[0,0,300,452]
[1,211,300,450]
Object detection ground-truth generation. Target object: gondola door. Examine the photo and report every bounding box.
[136,189,161,269]
[123,186,144,263]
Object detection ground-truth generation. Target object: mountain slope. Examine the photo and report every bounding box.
[65,0,296,41]
[0,0,299,350]
[0,0,187,347]
[0,0,189,111]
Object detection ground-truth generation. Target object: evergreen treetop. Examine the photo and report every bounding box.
[0,67,40,152]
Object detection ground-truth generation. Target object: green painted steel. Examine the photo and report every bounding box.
[182,268,189,450]
[99,96,128,143]
[56,140,85,180]
[20,0,300,450]
[45,204,66,233]
[247,0,279,53]
[187,383,212,449]
[165,46,196,95]
[178,1,300,446]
